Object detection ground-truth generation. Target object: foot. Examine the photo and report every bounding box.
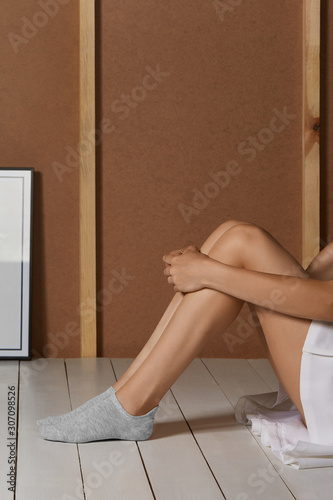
[37,390,158,443]
[37,387,116,428]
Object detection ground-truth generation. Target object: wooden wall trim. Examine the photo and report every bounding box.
[79,0,97,357]
[76,1,320,357]
[302,0,321,267]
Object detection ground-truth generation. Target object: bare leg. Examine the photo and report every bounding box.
[208,224,311,421]
[114,219,250,391]
[113,293,184,391]
[116,223,311,420]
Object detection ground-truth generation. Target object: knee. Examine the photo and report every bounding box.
[217,220,269,244]
[217,219,251,233]
[207,223,268,261]
[223,223,267,244]
[200,219,251,255]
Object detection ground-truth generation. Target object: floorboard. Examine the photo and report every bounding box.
[2,357,332,500]
[204,358,333,500]
[0,361,18,500]
[247,358,280,391]
[66,358,154,500]
[172,358,295,500]
[15,359,82,500]
[112,358,224,500]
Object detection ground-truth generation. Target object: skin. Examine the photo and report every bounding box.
[114,221,333,424]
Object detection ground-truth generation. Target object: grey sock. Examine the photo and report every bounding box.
[38,391,158,443]
[37,387,115,428]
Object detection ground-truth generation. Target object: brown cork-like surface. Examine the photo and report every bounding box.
[0,0,81,358]
[321,0,333,244]
[2,1,330,359]
[97,0,304,358]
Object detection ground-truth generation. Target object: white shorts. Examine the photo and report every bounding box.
[235,320,333,469]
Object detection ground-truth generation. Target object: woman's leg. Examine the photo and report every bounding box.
[208,224,311,421]
[37,220,246,442]
[114,219,251,391]
[38,222,311,443]
[117,223,311,421]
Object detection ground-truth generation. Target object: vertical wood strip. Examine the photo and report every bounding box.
[302,0,321,267]
[79,0,97,357]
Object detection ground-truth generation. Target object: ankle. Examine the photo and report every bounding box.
[112,381,122,392]
[116,388,158,416]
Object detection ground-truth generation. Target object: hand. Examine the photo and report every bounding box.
[162,245,209,293]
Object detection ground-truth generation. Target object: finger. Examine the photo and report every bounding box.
[163,253,176,264]
[163,249,184,261]
[163,267,171,276]
[182,245,200,254]
[170,249,184,256]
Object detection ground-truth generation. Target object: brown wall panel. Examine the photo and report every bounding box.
[0,0,81,358]
[97,0,304,358]
[2,0,324,359]
[321,0,333,244]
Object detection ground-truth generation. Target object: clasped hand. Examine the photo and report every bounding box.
[163,245,209,293]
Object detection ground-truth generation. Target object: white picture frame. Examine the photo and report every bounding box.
[0,168,33,359]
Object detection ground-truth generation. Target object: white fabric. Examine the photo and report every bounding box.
[235,320,333,469]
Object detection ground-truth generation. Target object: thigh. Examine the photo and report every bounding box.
[255,306,311,422]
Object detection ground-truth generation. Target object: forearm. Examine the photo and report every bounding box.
[202,259,333,322]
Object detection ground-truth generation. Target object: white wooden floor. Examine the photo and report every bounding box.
[1,358,333,500]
